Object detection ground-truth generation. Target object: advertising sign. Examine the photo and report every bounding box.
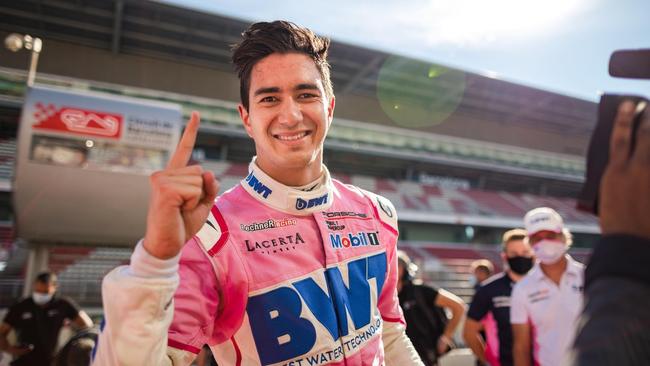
[14,86,182,246]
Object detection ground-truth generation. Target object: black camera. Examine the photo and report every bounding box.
[577,49,650,214]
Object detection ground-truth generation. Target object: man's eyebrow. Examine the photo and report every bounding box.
[253,87,280,96]
[295,83,320,92]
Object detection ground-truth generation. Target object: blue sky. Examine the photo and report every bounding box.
[164,0,650,102]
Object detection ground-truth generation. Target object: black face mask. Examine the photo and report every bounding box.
[507,256,534,275]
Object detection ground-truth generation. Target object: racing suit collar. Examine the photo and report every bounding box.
[240,157,334,215]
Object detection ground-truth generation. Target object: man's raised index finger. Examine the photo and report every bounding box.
[167,111,200,169]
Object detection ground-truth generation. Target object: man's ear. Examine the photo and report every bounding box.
[238,104,254,138]
[327,96,336,123]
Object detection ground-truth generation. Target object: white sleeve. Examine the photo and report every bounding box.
[91,241,195,366]
[510,282,528,325]
[382,320,425,365]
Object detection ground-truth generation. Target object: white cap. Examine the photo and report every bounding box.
[524,207,564,235]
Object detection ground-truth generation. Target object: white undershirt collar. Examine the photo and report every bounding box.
[240,157,334,215]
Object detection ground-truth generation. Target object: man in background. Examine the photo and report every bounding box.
[0,271,93,366]
[464,229,534,366]
[510,208,584,366]
[470,259,494,290]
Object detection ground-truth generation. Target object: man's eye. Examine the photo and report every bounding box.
[260,96,277,103]
[299,93,318,99]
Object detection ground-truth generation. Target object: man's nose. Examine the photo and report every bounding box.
[277,98,302,126]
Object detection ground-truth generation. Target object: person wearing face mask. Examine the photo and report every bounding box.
[470,259,494,291]
[463,229,534,366]
[0,271,93,366]
[510,207,584,366]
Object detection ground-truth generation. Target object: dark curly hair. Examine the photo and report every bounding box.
[231,20,333,110]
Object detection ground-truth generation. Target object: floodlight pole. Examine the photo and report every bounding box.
[26,36,42,86]
[5,33,45,296]
[4,33,43,87]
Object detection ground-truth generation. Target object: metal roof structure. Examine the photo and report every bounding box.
[0,66,585,180]
[0,0,599,198]
[0,0,597,139]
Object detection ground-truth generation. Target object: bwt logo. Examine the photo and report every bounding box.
[245,172,272,199]
[330,232,380,249]
[295,194,328,210]
[247,252,387,365]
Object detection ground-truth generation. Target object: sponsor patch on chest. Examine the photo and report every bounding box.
[240,218,297,232]
[246,252,387,365]
[492,296,511,308]
[329,232,380,249]
[528,289,551,304]
[244,232,306,254]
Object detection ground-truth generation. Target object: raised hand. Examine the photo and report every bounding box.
[143,112,219,259]
[599,101,650,239]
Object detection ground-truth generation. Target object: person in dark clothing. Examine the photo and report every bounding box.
[467,258,495,353]
[54,327,98,366]
[570,101,650,365]
[464,229,534,366]
[397,250,466,365]
[470,259,494,290]
[0,271,93,366]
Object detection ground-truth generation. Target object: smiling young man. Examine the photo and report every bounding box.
[92,21,422,366]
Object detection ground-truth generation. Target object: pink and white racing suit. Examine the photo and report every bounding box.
[92,160,423,365]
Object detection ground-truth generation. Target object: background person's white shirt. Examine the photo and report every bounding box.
[510,256,584,366]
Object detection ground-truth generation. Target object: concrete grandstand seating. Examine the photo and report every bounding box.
[48,247,94,273]
[0,160,594,307]
[0,224,13,247]
[401,242,490,303]
[0,224,15,268]
[207,161,598,227]
[401,242,590,304]
[3,147,595,226]
[0,138,16,184]
[461,190,525,217]
[0,67,587,179]
[49,246,133,306]
[28,236,589,308]
[46,242,490,307]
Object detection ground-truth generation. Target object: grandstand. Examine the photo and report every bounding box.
[0,0,599,307]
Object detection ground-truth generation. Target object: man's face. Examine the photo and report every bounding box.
[529,230,563,245]
[504,239,534,258]
[33,281,56,295]
[474,269,490,283]
[238,52,335,181]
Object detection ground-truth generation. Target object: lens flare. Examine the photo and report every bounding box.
[377,55,466,128]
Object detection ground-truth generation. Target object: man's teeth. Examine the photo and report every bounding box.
[277,132,307,141]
